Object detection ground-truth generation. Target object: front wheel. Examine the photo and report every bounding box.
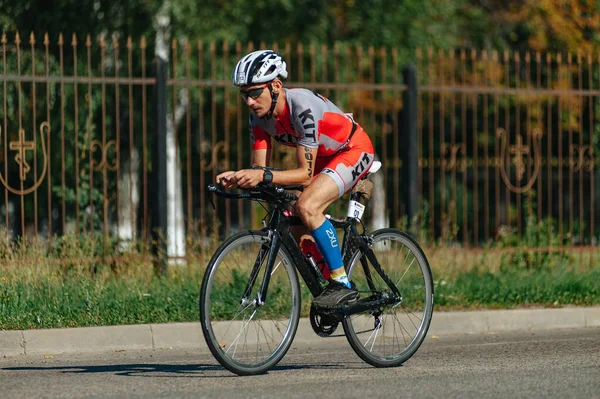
[342,228,434,367]
[199,230,301,375]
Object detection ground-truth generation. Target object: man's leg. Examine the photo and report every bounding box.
[296,174,357,308]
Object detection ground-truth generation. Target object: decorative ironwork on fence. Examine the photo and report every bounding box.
[1,32,599,258]
[417,48,599,248]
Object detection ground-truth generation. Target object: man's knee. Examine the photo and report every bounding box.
[295,196,317,220]
[297,196,326,223]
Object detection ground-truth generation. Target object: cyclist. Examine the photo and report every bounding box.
[216,50,375,309]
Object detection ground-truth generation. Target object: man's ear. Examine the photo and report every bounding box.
[272,79,283,93]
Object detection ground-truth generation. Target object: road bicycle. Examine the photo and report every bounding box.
[199,161,434,376]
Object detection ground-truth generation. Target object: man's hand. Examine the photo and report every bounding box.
[216,169,265,189]
[232,169,265,188]
[216,171,239,189]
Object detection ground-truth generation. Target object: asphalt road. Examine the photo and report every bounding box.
[1,327,598,399]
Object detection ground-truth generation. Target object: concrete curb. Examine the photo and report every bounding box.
[1,307,599,357]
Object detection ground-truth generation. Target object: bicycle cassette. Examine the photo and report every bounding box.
[309,305,341,337]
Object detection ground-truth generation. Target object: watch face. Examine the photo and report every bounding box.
[263,170,273,184]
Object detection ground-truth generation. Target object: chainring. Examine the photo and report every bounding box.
[309,305,341,337]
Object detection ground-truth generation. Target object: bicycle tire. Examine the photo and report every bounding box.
[342,228,434,367]
[200,230,301,375]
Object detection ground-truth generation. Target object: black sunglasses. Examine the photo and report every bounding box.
[240,84,269,101]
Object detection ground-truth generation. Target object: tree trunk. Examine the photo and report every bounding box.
[116,147,139,250]
[154,1,186,265]
[369,157,388,231]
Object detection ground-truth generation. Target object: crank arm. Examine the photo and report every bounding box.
[334,294,401,317]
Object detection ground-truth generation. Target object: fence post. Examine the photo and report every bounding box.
[402,63,418,232]
[152,56,168,275]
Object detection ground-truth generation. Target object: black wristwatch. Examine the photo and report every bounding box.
[262,169,273,184]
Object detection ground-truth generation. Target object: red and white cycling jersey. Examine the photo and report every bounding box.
[250,88,357,157]
[250,88,375,197]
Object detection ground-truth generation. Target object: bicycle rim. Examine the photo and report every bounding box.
[200,230,301,375]
[342,228,434,367]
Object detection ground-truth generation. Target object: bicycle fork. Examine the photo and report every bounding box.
[241,228,284,307]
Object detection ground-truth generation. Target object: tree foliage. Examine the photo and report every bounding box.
[461,0,600,52]
[2,0,599,52]
[0,0,155,38]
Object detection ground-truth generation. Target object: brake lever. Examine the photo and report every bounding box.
[207,184,217,210]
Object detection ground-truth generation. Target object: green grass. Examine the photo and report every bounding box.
[0,234,599,330]
[0,268,203,329]
[434,266,600,309]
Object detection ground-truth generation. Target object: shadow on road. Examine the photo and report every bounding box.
[3,361,363,377]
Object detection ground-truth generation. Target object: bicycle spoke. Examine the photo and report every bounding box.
[398,313,409,347]
[363,322,382,350]
[254,321,261,364]
[271,260,282,275]
[392,312,400,353]
[226,309,257,357]
[394,311,415,343]
[257,320,279,348]
[371,322,381,352]
[213,300,257,343]
[397,256,416,286]
[402,306,423,329]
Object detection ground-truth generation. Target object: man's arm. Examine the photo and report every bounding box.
[251,148,270,168]
[231,145,317,188]
[260,144,317,187]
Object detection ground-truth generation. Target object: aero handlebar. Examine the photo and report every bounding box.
[207,183,302,203]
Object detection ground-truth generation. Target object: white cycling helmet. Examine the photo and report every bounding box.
[232,50,288,87]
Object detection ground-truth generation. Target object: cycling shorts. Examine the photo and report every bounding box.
[315,126,375,198]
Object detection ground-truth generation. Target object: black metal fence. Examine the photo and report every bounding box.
[1,33,599,262]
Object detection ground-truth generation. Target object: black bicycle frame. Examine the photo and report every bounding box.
[347,224,402,298]
[243,207,402,308]
[241,207,325,305]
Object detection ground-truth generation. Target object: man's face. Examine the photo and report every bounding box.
[239,82,273,118]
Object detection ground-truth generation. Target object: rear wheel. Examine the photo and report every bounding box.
[200,230,301,375]
[342,228,434,367]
